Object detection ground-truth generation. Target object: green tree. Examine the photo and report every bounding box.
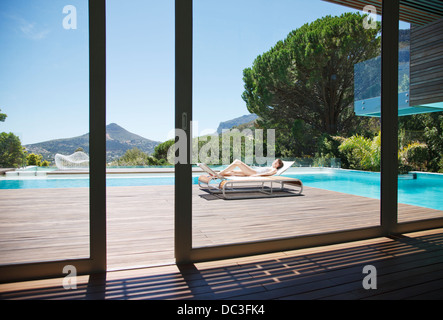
[27,153,43,166]
[41,160,50,167]
[111,147,158,167]
[400,142,429,172]
[315,133,344,166]
[0,109,26,168]
[242,13,381,139]
[422,113,443,172]
[0,132,26,168]
[152,139,175,164]
[399,112,443,172]
[0,109,6,123]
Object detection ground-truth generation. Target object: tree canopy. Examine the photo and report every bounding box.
[0,132,26,168]
[0,109,7,123]
[0,109,27,168]
[242,12,381,136]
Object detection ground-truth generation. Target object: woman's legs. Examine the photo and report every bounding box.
[219,159,257,176]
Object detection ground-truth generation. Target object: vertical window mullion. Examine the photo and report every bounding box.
[89,0,107,271]
[380,0,399,235]
[175,0,193,264]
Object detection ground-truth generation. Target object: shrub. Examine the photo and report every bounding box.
[400,142,429,171]
[111,148,159,167]
[338,132,381,171]
[27,153,43,166]
[41,160,50,167]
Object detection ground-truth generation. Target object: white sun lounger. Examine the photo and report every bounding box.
[197,161,303,199]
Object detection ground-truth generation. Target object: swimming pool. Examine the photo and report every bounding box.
[0,168,441,210]
[285,170,442,211]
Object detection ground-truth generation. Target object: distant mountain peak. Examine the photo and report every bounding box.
[217,114,258,134]
[107,123,123,130]
[105,123,152,143]
[24,123,161,162]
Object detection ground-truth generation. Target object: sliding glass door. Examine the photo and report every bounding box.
[396,19,443,226]
[0,0,90,267]
[2,0,442,283]
[105,0,175,270]
[190,0,382,258]
[0,0,107,282]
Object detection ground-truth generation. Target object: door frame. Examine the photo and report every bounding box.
[1,0,443,284]
[173,0,443,265]
[0,0,106,283]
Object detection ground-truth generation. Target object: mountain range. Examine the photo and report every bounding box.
[216,114,258,134]
[24,123,161,163]
[25,115,259,163]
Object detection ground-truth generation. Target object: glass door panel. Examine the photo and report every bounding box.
[105,0,175,269]
[0,0,90,265]
[192,0,382,248]
[397,21,443,223]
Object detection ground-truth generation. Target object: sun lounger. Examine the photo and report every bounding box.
[197,161,303,199]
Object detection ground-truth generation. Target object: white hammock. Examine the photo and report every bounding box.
[55,151,89,170]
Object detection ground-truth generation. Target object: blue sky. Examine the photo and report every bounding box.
[1,0,404,145]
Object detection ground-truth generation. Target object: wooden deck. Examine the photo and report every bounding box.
[0,184,442,271]
[1,228,443,300]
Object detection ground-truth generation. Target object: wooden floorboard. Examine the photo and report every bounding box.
[0,185,442,270]
[1,228,442,301]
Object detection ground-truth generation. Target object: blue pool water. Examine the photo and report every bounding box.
[285,170,442,211]
[0,169,441,210]
[0,175,175,189]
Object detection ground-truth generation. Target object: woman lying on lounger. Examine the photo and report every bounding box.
[218,159,284,177]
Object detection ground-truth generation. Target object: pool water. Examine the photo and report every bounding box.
[0,169,441,210]
[284,170,442,211]
[0,175,175,189]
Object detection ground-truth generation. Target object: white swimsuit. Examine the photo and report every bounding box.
[253,167,272,174]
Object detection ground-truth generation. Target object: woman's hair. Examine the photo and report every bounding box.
[276,159,284,169]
